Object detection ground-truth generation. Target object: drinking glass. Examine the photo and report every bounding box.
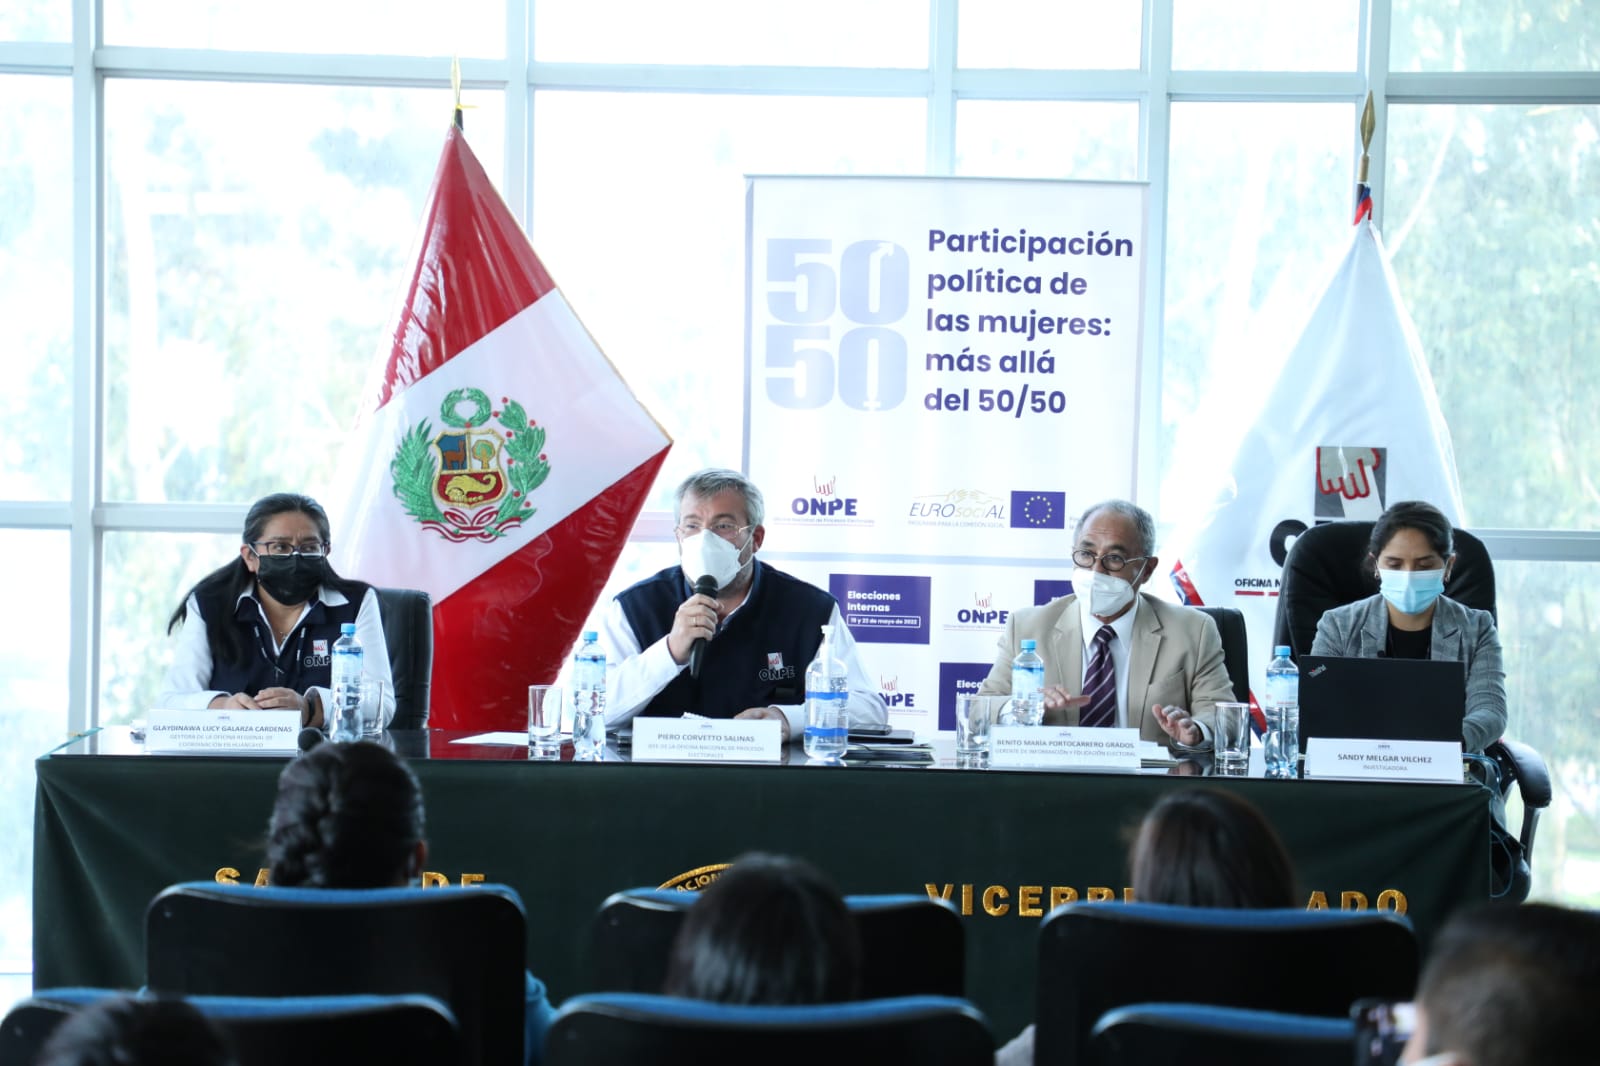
[528,684,564,760]
[1213,701,1250,776]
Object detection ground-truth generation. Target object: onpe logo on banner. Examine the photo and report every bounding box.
[879,675,918,709]
[784,474,868,526]
[947,591,1009,631]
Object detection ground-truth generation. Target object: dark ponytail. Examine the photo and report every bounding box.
[267,741,425,888]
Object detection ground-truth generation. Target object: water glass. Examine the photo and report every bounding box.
[527,684,564,760]
[1213,701,1250,776]
[358,678,387,737]
[803,701,849,761]
[1264,705,1300,779]
[955,694,998,755]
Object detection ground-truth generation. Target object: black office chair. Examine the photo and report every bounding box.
[1195,605,1250,703]
[1,990,458,1066]
[589,889,964,998]
[1088,1003,1358,1066]
[1272,519,1551,900]
[1034,902,1418,1066]
[376,586,433,730]
[145,882,524,1066]
[544,993,993,1066]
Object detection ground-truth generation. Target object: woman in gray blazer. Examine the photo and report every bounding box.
[1309,501,1506,753]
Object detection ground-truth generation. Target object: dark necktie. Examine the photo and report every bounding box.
[1080,625,1117,727]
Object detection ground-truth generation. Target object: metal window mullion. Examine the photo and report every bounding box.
[927,0,957,176]
[1138,0,1172,507]
[70,0,102,732]
[1362,0,1392,232]
[506,0,531,228]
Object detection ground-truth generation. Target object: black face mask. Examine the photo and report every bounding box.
[255,554,326,606]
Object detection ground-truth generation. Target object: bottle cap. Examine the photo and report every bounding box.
[341,623,356,635]
[1274,645,1291,657]
[1020,639,1036,651]
[583,630,597,641]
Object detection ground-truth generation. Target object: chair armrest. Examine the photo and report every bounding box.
[1489,738,1551,810]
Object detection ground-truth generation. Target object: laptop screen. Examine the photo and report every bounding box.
[1297,655,1467,752]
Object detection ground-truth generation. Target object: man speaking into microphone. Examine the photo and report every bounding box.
[599,468,886,741]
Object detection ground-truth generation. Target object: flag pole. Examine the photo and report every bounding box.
[451,56,465,131]
[1354,90,1375,225]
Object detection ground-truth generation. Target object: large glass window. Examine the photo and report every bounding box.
[957,0,1142,70]
[0,2,68,42]
[102,81,506,504]
[533,0,928,67]
[954,100,1141,181]
[0,75,72,500]
[1391,0,1599,73]
[104,0,506,57]
[1385,103,1600,529]
[1171,0,1361,71]
[530,91,925,507]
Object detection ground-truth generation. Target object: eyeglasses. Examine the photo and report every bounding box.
[1071,548,1147,573]
[250,540,328,558]
[674,521,751,542]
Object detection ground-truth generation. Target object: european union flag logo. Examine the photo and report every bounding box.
[1010,491,1066,529]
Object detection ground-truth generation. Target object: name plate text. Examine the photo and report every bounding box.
[146,709,301,753]
[991,726,1140,771]
[633,717,783,763]
[1304,738,1463,783]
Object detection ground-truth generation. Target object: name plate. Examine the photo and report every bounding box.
[146,709,301,753]
[1304,738,1463,783]
[990,726,1141,771]
[632,717,783,763]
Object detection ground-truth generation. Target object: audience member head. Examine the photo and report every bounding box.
[1404,902,1600,1066]
[1129,788,1298,908]
[662,852,862,1005]
[267,739,426,888]
[36,996,236,1066]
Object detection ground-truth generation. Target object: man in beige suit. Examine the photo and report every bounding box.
[978,499,1234,752]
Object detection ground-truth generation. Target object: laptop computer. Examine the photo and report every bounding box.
[1297,655,1467,753]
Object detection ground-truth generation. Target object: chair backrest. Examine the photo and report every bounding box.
[544,993,993,1066]
[376,586,433,730]
[145,882,523,1066]
[588,889,964,998]
[3,989,458,1066]
[1034,902,1418,1066]
[1195,606,1250,703]
[1272,520,1495,659]
[1088,1003,1357,1066]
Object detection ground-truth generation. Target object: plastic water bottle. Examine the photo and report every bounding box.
[329,622,362,743]
[803,624,850,760]
[1264,646,1300,779]
[1010,639,1045,726]
[572,631,607,761]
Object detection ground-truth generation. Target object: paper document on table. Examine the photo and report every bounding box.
[452,732,534,746]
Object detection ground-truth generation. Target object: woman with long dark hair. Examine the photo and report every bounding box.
[158,492,393,729]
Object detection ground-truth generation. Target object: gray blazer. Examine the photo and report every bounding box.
[1309,593,1507,753]
[977,592,1234,748]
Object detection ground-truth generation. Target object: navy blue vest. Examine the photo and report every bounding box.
[616,561,836,718]
[200,586,367,696]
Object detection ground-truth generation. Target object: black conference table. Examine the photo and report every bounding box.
[33,728,1491,1039]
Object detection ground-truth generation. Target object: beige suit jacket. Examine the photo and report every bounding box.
[977,592,1234,747]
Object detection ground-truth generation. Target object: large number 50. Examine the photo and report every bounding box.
[764,238,910,410]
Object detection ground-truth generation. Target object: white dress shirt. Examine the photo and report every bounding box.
[1076,592,1211,744]
[158,585,395,727]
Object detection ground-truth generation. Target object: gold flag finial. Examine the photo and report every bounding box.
[1357,90,1375,184]
[452,56,464,131]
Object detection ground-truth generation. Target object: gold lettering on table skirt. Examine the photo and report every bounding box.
[1376,889,1407,914]
[1049,887,1078,909]
[215,868,240,884]
[254,868,270,887]
[658,863,732,892]
[1306,891,1329,910]
[460,873,485,886]
[982,885,1011,916]
[421,871,449,887]
[961,884,973,915]
[1018,885,1044,918]
[925,883,954,901]
[1123,887,1136,902]
[1341,891,1370,911]
[1085,886,1114,902]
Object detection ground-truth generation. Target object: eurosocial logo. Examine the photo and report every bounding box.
[879,675,918,709]
[786,474,866,524]
[1009,490,1065,529]
[906,488,1008,526]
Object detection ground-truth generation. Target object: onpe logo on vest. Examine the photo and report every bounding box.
[760,652,795,682]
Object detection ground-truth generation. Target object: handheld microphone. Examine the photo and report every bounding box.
[297,727,326,753]
[688,574,719,680]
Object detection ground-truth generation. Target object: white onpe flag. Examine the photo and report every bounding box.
[1167,221,1463,721]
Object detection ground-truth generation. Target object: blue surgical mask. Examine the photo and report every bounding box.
[1378,568,1446,615]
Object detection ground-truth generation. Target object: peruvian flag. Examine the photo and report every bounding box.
[336,125,671,730]
[1166,219,1463,727]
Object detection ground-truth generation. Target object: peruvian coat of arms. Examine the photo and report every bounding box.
[390,387,551,542]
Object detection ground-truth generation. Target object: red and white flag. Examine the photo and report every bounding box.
[1167,220,1463,726]
[337,126,671,730]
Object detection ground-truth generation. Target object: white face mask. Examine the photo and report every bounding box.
[1073,567,1138,618]
[680,530,750,591]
